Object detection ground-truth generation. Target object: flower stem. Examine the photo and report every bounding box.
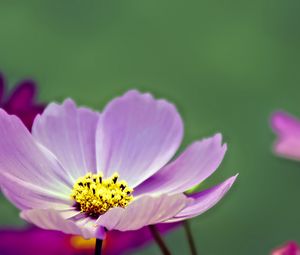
[183,221,198,255]
[95,238,103,255]
[149,225,172,255]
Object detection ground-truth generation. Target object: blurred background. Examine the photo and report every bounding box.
[0,0,300,254]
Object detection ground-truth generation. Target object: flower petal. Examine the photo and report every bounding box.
[0,172,71,210]
[271,241,300,255]
[164,175,237,223]
[96,90,183,187]
[0,227,80,255]
[32,99,100,181]
[96,193,188,231]
[0,109,73,209]
[5,79,36,110]
[20,209,104,239]
[271,111,300,160]
[135,134,226,195]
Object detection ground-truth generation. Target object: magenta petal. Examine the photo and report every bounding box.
[96,90,183,187]
[135,134,226,195]
[271,241,300,255]
[20,209,102,239]
[6,80,36,110]
[0,73,45,130]
[0,109,73,210]
[165,175,237,222]
[271,111,300,160]
[0,227,81,255]
[32,99,100,180]
[96,193,188,231]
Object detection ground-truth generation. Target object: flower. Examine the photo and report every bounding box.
[271,111,300,160]
[0,90,237,239]
[271,241,300,255]
[0,223,179,255]
[0,227,92,255]
[0,72,44,130]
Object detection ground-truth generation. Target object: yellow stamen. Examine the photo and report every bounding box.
[71,172,133,217]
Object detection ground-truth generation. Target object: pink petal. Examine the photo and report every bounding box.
[32,99,100,181]
[6,80,36,110]
[271,111,300,160]
[96,90,183,187]
[135,134,226,195]
[20,209,104,239]
[0,227,87,255]
[164,175,237,222]
[272,241,300,255]
[0,109,73,210]
[96,193,188,231]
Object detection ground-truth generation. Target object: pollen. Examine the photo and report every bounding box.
[71,172,133,217]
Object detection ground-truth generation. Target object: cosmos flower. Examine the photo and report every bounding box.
[0,227,92,255]
[0,72,44,130]
[0,90,237,240]
[271,111,300,160]
[271,241,300,255]
[0,223,179,255]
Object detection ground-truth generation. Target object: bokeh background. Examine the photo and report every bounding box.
[0,1,300,254]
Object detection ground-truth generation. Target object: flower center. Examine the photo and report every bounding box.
[71,172,133,217]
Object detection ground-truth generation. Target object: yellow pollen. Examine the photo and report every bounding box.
[71,172,133,217]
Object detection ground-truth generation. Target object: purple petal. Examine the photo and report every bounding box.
[0,75,45,130]
[271,111,300,160]
[5,80,36,110]
[20,209,103,239]
[0,227,86,255]
[96,90,183,187]
[96,193,188,231]
[0,109,73,210]
[272,241,300,255]
[135,134,226,195]
[32,99,100,180]
[164,175,237,222]
[17,105,45,131]
[104,223,181,255]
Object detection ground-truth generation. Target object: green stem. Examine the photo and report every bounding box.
[183,221,198,255]
[149,225,172,255]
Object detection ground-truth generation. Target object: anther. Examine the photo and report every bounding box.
[113,176,118,184]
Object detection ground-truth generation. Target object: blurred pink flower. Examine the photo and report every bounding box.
[271,111,300,160]
[271,241,300,255]
[0,223,179,255]
[0,72,44,130]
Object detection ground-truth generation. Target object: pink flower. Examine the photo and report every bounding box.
[272,241,300,255]
[0,223,179,255]
[271,111,300,160]
[0,90,237,239]
[0,72,44,130]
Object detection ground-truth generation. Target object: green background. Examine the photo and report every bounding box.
[0,1,300,254]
